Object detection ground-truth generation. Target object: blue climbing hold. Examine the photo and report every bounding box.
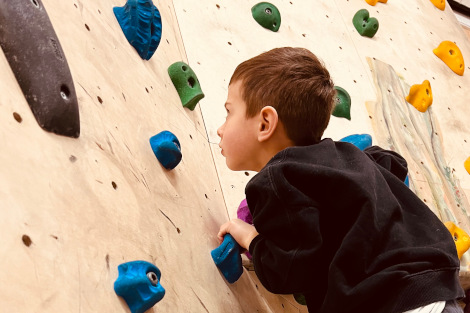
[404,175,410,187]
[113,0,162,60]
[114,260,165,313]
[149,131,182,170]
[339,134,373,151]
[211,234,243,284]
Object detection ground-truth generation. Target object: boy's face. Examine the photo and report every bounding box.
[217,80,260,171]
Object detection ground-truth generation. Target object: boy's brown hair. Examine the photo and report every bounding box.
[230,47,336,145]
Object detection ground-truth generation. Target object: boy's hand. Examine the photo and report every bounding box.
[217,219,259,250]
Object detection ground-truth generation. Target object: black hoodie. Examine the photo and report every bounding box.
[247,139,463,313]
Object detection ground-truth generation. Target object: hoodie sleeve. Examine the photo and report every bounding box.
[246,165,326,295]
[363,146,408,182]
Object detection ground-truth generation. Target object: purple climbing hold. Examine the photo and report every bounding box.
[237,199,253,259]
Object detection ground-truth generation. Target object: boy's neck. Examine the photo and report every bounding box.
[254,128,295,172]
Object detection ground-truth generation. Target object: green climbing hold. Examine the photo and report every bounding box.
[251,2,281,32]
[352,9,379,38]
[332,86,351,120]
[294,293,307,306]
[168,62,204,111]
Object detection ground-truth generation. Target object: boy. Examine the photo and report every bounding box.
[216,47,464,313]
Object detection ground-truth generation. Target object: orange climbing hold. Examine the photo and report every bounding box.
[465,157,470,175]
[444,221,470,259]
[433,41,465,76]
[405,80,433,113]
[430,0,445,10]
[365,0,387,5]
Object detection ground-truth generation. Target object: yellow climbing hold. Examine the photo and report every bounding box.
[405,80,433,113]
[444,221,470,259]
[433,41,465,76]
[365,0,387,5]
[430,0,445,10]
[465,157,470,175]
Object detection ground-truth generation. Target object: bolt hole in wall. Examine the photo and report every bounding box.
[22,235,32,247]
[112,181,117,189]
[13,112,22,123]
[97,96,103,104]
[85,24,90,31]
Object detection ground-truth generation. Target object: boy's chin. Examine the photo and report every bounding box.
[226,160,244,172]
[227,161,253,172]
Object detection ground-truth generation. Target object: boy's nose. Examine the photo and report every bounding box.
[217,125,223,138]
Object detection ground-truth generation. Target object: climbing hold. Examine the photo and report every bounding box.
[444,222,470,259]
[237,199,253,259]
[404,175,410,187]
[405,80,433,113]
[0,0,80,138]
[430,0,445,10]
[168,62,205,110]
[365,0,388,5]
[114,261,165,313]
[433,41,465,76]
[211,234,243,283]
[332,86,351,120]
[251,2,281,32]
[353,9,379,38]
[465,157,470,175]
[294,293,307,306]
[237,199,253,225]
[113,0,162,60]
[339,134,372,151]
[149,131,182,170]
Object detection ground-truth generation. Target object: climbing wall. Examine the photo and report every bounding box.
[1,0,470,313]
[173,0,470,295]
[0,0,299,312]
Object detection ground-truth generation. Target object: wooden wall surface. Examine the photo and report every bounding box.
[173,0,470,298]
[0,0,303,312]
[1,0,470,312]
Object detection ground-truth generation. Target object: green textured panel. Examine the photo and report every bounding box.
[352,9,379,38]
[251,2,281,32]
[168,61,204,111]
[332,86,351,120]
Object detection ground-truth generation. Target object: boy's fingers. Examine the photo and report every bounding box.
[217,222,230,243]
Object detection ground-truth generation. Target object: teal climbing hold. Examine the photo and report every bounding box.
[114,261,165,313]
[352,9,379,38]
[251,2,281,32]
[332,86,351,120]
[168,62,204,111]
[211,234,243,284]
[149,131,182,170]
[113,0,162,60]
[340,134,372,151]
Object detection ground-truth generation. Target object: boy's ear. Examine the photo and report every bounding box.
[257,106,279,142]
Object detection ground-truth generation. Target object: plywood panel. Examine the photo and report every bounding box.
[0,0,285,312]
[173,0,470,300]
